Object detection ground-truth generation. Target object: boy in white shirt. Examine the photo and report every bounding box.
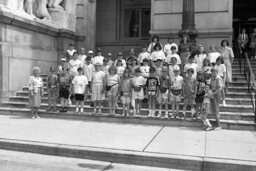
[114,52,127,68]
[69,52,82,77]
[92,48,104,65]
[138,45,150,65]
[83,57,94,97]
[72,67,88,113]
[164,37,178,55]
[168,57,179,81]
[166,46,181,65]
[78,47,87,67]
[66,43,77,61]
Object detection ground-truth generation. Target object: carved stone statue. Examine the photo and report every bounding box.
[35,0,52,19]
[48,0,64,10]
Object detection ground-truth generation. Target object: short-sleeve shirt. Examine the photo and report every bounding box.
[117,66,125,77]
[171,75,183,89]
[107,74,120,86]
[169,65,180,81]
[92,71,106,84]
[214,64,226,78]
[131,76,145,87]
[166,53,181,65]
[138,52,150,64]
[195,54,207,71]
[184,63,198,78]
[69,59,82,76]
[58,73,71,89]
[121,78,132,94]
[196,80,206,96]
[140,65,150,78]
[208,52,221,64]
[150,51,166,61]
[164,43,178,54]
[146,76,159,93]
[72,75,88,94]
[83,63,94,82]
[92,56,104,65]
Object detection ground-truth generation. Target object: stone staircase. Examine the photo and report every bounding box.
[0,59,255,131]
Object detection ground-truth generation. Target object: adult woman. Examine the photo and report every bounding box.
[178,34,192,73]
[220,40,234,93]
[250,28,256,59]
[147,35,163,54]
[149,43,166,67]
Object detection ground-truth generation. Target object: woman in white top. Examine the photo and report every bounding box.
[149,43,166,67]
[214,57,227,106]
[106,66,120,115]
[147,35,163,54]
[195,45,207,71]
[208,45,221,66]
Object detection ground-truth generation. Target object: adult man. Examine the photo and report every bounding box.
[238,28,249,54]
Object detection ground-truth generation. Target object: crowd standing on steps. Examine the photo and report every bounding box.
[28,37,236,131]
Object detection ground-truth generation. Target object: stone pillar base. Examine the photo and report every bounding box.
[48,9,76,32]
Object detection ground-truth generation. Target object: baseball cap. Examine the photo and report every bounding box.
[107,53,112,57]
[173,65,180,71]
[88,50,94,54]
[61,58,66,62]
[118,52,123,56]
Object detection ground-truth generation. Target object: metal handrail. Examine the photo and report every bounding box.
[243,52,256,123]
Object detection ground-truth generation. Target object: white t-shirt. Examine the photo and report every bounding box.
[107,74,120,86]
[140,65,150,78]
[78,54,87,67]
[132,76,146,86]
[67,49,77,56]
[195,54,207,71]
[117,66,125,77]
[114,59,127,68]
[166,53,181,65]
[208,52,221,64]
[184,63,198,78]
[168,65,180,81]
[69,59,82,76]
[72,75,88,94]
[150,51,166,61]
[138,52,150,64]
[83,63,94,82]
[164,43,178,54]
[172,75,183,89]
[214,64,226,78]
[92,55,104,65]
[92,71,106,84]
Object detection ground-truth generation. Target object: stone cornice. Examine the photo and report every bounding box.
[0,7,85,41]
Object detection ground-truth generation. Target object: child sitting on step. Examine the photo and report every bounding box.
[72,67,88,114]
[47,67,58,112]
[28,67,44,119]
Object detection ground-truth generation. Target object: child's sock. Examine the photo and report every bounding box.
[148,110,152,117]
[191,108,195,118]
[206,119,212,127]
[75,107,79,113]
[80,107,83,113]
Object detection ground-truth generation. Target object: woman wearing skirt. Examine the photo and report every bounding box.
[28,67,44,119]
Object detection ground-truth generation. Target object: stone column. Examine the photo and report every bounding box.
[178,0,198,47]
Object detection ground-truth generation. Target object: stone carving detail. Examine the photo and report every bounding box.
[16,0,65,20]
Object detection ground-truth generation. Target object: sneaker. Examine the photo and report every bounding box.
[80,108,84,113]
[223,101,227,107]
[205,126,213,131]
[35,115,40,119]
[31,116,36,119]
[214,127,222,131]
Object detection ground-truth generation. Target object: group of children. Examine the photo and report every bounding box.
[28,41,226,131]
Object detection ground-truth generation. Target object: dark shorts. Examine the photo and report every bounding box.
[195,94,204,104]
[75,94,84,101]
[59,88,69,99]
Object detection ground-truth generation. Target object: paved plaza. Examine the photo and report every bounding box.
[0,115,255,170]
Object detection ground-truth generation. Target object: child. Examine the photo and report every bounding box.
[102,58,111,74]
[47,67,58,112]
[202,84,213,131]
[168,57,179,81]
[210,68,222,130]
[120,69,132,116]
[184,55,198,78]
[92,48,104,65]
[182,68,196,120]
[116,59,125,78]
[66,43,77,61]
[140,58,150,78]
[166,46,181,65]
[158,67,170,118]
[201,58,212,73]
[138,45,150,65]
[72,67,88,113]
[170,66,183,119]
[106,66,120,115]
[114,52,127,68]
[58,58,70,75]
[91,63,106,114]
[195,45,207,71]
[155,59,163,78]
[83,57,94,98]
[195,71,206,120]
[131,68,145,116]
[58,68,72,113]
[214,57,227,106]
[146,67,159,118]
[69,52,82,77]
[28,67,44,119]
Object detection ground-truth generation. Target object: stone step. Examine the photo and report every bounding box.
[8,95,253,107]
[228,86,250,93]
[1,101,254,115]
[0,107,255,131]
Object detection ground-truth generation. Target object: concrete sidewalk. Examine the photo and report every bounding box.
[0,115,255,171]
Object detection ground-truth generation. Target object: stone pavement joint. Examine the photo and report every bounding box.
[143,126,165,152]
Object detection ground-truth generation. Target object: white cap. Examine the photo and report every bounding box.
[88,50,94,54]
[173,65,180,71]
[61,58,66,62]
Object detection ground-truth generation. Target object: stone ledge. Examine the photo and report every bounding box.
[0,8,85,41]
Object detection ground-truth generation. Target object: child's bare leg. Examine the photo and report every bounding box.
[182,101,187,119]
[98,101,102,114]
[75,101,79,113]
[127,104,130,116]
[164,102,168,118]
[31,107,35,118]
[93,101,97,114]
[108,96,112,114]
[148,98,152,117]
[176,102,180,116]
[80,101,84,113]
[171,102,175,117]
[34,107,39,117]
[138,100,142,116]
[113,96,117,115]
[152,98,156,117]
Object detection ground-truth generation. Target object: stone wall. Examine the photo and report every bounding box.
[0,2,85,101]
[151,0,233,51]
